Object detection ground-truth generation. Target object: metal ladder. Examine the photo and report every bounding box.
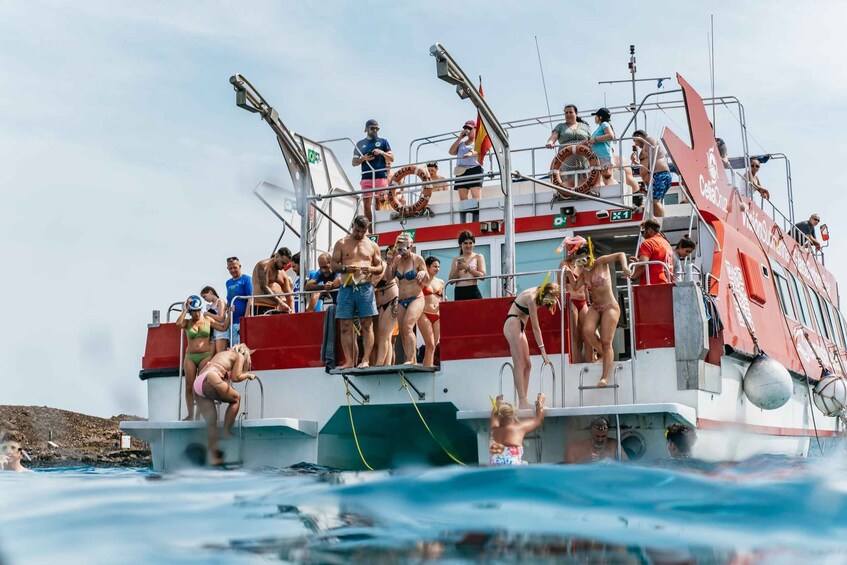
[578,364,622,406]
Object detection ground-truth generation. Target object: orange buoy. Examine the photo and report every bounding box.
[549,144,600,197]
[387,166,433,217]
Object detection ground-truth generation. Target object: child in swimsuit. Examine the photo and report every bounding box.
[489,393,546,465]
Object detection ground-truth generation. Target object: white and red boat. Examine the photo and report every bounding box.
[123,45,847,471]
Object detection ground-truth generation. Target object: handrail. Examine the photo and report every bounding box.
[540,362,557,408]
[177,329,185,420]
[629,260,673,286]
[166,302,184,323]
[242,376,265,420]
[498,361,515,403]
[512,172,637,210]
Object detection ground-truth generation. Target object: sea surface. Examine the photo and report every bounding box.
[2,457,847,564]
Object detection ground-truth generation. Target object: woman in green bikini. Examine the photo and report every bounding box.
[176,295,231,420]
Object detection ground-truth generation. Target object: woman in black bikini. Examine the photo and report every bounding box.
[502,283,558,409]
[449,230,486,300]
[373,246,398,366]
[389,233,429,364]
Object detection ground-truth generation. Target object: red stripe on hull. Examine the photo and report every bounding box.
[440,297,564,361]
[697,417,840,438]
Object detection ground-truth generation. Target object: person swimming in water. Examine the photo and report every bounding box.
[193,342,256,466]
[489,393,546,465]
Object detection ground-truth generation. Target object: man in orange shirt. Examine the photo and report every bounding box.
[630,219,673,285]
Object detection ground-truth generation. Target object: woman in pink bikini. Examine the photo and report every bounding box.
[564,243,631,387]
[193,343,256,466]
[418,256,445,367]
[558,237,591,363]
[502,282,558,409]
[389,233,430,364]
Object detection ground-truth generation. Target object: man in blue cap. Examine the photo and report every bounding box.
[353,119,394,229]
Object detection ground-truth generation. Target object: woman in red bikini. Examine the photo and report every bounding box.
[418,256,445,367]
[564,243,631,387]
[558,237,591,363]
[502,282,558,409]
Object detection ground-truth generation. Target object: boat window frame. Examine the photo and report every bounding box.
[808,287,832,342]
[824,299,844,348]
[770,263,797,321]
[787,271,814,330]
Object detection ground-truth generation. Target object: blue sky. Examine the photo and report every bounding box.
[3,2,847,417]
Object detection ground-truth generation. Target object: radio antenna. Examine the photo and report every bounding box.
[534,36,553,124]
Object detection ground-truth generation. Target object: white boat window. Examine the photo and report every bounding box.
[787,271,813,330]
[809,289,832,342]
[502,238,562,295]
[770,264,796,321]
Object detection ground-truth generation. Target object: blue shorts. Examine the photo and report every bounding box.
[651,171,673,200]
[336,282,378,319]
[229,322,241,345]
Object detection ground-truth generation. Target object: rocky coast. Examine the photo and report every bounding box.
[0,405,150,468]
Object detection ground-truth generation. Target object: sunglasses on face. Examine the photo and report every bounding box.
[462,127,472,131]
[751,165,760,169]
[369,126,380,131]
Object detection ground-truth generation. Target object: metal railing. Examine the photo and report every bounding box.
[228,289,334,343]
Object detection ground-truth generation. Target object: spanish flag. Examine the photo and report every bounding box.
[474,80,493,166]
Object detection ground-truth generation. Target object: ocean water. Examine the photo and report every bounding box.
[2,458,847,564]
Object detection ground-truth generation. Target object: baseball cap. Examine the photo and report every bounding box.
[591,107,611,121]
[365,119,379,130]
[463,120,476,129]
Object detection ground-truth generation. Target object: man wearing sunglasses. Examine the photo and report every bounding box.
[0,430,31,472]
[225,256,253,344]
[353,119,394,229]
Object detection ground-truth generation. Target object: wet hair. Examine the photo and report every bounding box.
[200,286,219,299]
[395,232,413,247]
[676,236,696,251]
[230,343,253,372]
[641,218,661,233]
[497,402,516,421]
[425,256,440,268]
[0,430,24,445]
[457,230,475,247]
[276,247,292,259]
[291,252,300,265]
[352,215,371,230]
[535,282,561,305]
[666,424,696,455]
[590,416,610,430]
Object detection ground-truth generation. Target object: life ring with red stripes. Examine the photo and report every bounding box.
[387,166,432,217]
[550,144,600,196]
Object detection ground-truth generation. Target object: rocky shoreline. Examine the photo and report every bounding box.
[1,405,151,468]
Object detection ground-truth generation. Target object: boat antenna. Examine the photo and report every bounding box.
[597,46,671,133]
[709,15,716,128]
[534,36,553,124]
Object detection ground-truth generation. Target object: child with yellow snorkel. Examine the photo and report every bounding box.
[502,277,559,409]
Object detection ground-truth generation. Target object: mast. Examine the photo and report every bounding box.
[429,44,515,295]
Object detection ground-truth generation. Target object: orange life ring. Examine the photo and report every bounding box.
[549,144,600,196]
[387,165,432,217]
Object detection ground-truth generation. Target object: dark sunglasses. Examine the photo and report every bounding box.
[227,256,239,262]
[369,126,380,131]
[462,127,472,131]
[751,164,760,169]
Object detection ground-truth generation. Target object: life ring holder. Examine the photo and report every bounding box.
[549,144,600,197]
[387,165,432,217]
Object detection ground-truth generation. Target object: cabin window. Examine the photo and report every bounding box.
[825,301,845,349]
[771,264,796,321]
[787,271,813,330]
[420,244,491,300]
[502,237,562,295]
[738,252,767,305]
[837,309,847,350]
[809,289,832,341]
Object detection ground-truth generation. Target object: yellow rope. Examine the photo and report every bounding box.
[400,372,466,466]
[343,378,373,471]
